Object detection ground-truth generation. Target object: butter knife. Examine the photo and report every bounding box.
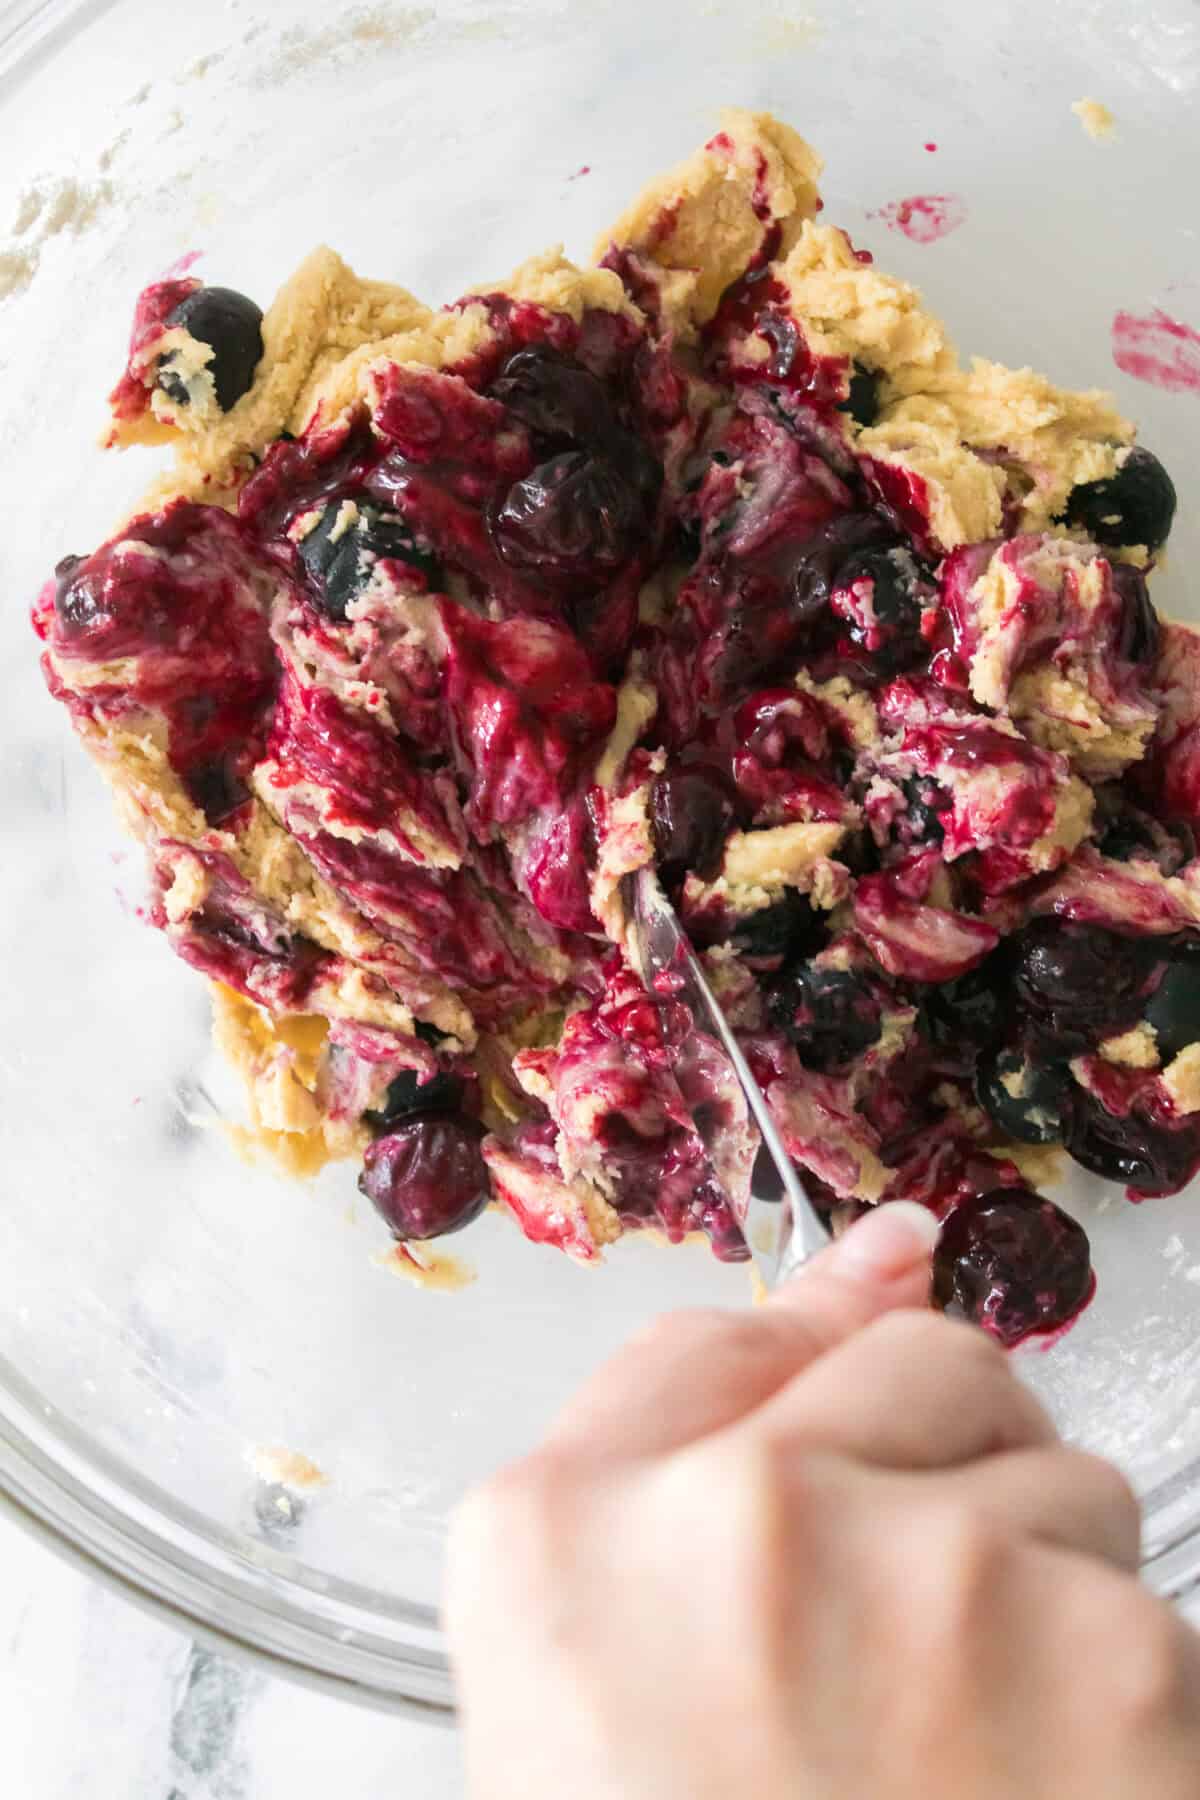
[622,866,830,1287]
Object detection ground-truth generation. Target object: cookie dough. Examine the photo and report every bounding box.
[35,109,1196,1346]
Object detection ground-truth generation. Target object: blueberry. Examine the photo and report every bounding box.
[358,1112,489,1241]
[932,1187,1092,1347]
[897,775,946,847]
[829,545,931,675]
[1067,1093,1200,1195]
[921,961,1004,1063]
[838,360,881,428]
[183,760,247,826]
[1064,445,1176,553]
[1097,801,1170,865]
[158,286,264,413]
[1143,938,1200,1063]
[296,498,442,620]
[488,347,621,452]
[766,965,883,1070]
[729,890,822,964]
[365,1068,466,1132]
[977,1049,1073,1145]
[1012,920,1154,1048]
[787,512,895,630]
[1111,561,1161,666]
[651,767,736,887]
[52,552,96,632]
[1094,801,1193,874]
[491,447,660,583]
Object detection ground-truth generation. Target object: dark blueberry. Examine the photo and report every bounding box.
[766,964,883,1069]
[488,347,622,452]
[651,768,736,887]
[365,1067,466,1131]
[490,448,660,582]
[1111,562,1161,667]
[358,1112,489,1241]
[897,775,946,848]
[1143,938,1200,1063]
[787,512,895,631]
[729,890,823,964]
[52,553,97,632]
[922,962,1004,1060]
[296,498,442,621]
[1067,1093,1200,1195]
[932,1187,1092,1347]
[1095,795,1193,872]
[838,360,881,428]
[1063,445,1176,553]
[829,545,931,675]
[1012,920,1154,1047]
[183,760,247,826]
[158,286,264,413]
[1097,803,1163,864]
[977,1049,1073,1145]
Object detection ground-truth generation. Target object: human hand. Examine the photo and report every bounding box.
[447,1202,1200,1799]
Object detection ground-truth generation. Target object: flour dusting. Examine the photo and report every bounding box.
[0,176,116,305]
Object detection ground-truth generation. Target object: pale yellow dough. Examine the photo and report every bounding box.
[1073,98,1116,142]
[594,107,822,338]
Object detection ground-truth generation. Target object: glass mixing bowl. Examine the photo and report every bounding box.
[4,0,1200,1715]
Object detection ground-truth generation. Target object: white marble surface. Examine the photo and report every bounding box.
[0,1509,463,1800]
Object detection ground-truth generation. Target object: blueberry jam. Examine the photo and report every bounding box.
[40,119,1200,1340]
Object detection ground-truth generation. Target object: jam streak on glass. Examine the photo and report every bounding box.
[1111,307,1200,396]
[871,194,968,245]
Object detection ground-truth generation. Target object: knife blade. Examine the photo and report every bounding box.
[622,866,829,1287]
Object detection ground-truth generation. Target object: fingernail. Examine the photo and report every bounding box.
[832,1201,941,1281]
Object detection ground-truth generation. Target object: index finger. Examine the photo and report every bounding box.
[546,1201,940,1462]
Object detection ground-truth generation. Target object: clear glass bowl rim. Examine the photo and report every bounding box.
[7,0,1200,1714]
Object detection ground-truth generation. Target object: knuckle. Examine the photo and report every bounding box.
[924,1505,1014,1641]
[938,1316,1011,1380]
[1066,1450,1142,1530]
[450,1451,571,1568]
[688,1438,822,1637]
[1103,1594,1187,1729]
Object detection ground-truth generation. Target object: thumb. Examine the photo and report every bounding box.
[770,1199,941,1316]
[548,1203,941,1463]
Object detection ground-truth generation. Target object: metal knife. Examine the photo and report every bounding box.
[622,866,830,1287]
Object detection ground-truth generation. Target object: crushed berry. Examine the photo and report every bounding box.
[933,1187,1093,1347]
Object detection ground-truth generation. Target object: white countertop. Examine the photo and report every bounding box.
[0,1509,463,1799]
